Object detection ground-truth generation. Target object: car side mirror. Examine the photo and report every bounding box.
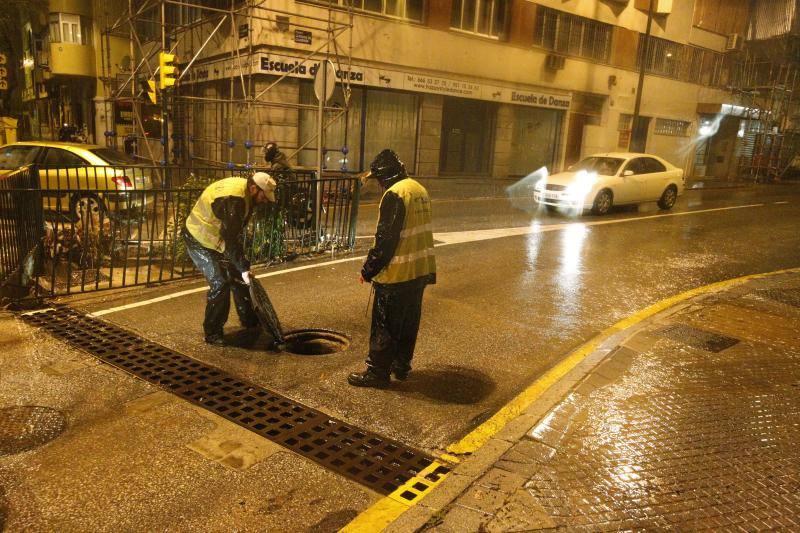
[623,170,634,177]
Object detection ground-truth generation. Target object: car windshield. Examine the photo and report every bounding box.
[0,146,39,170]
[569,157,625,176]
[90,148,138,165]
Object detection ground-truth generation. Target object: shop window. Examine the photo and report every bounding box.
[49,13,89,45]
[533,7,612,62]
[440,97,495,174]
[508,106,563,176]
[363,91,418,171]
[299,84,419,171]
[299,83,364,170]
[654,118,691,137]
[450,0,508,38]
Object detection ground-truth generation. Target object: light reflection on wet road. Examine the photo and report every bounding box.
[69,186,800,452]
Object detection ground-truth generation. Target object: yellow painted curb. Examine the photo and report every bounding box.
[341,266,800,532]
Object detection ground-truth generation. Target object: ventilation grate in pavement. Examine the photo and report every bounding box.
[754,288,800,309]
[657,324,740,353]
[20,306,449,498]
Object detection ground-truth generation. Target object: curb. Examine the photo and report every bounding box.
[342,266,800,532]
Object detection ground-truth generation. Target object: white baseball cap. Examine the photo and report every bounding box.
[252,172,277,202]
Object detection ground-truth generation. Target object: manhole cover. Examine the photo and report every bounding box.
[0,406,66,456]
[282,329,349,355]
[658,324,740,353]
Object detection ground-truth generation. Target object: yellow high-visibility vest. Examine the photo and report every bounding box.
[373,178,436,284]
[185,177,251,252]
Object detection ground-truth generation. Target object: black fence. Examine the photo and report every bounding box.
[0,165,360,299]
[0,167,44,289]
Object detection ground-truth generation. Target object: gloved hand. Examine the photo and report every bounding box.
[241,271,252,286]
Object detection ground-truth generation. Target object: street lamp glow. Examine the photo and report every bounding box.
[22,57,34,69]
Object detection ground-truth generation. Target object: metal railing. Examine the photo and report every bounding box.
[0,164,360,299]
[0,167,44,289]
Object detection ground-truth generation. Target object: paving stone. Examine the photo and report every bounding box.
[475,467,527,495]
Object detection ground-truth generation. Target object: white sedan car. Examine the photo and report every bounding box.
[533,152,684,215]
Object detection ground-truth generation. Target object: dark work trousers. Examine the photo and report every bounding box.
[366,280,427,378]
[182,230,258,338]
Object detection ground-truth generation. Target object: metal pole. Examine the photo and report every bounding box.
[161,1,170,165]
[631,0,654,153]
[315,61,326,250]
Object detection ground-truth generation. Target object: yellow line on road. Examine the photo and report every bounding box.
[341,265,800,532]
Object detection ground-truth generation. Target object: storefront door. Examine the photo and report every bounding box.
[439,97,495,175]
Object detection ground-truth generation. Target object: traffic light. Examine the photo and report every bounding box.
[0,54,7,92]
[159,52,178,90]
[147,80,157,104]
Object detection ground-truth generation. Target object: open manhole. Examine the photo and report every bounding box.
[281,329,349,355]
[0,406,66,456]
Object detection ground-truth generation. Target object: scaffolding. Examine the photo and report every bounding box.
[97,0,357,175]
[731,3,800,182]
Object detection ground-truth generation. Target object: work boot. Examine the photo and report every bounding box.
[391,362,411,381]
[348,370,390,389]
[204,333,226,346]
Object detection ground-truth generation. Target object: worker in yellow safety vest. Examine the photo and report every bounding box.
[349,149,436,389]
[183,172,277,346]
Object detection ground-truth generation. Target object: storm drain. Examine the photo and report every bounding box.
[0,406,66,456]
[657,324,740,353]
[282,329,349,356]
[20,307,449,499]
[754,288,800,309]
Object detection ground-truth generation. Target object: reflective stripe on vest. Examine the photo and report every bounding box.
[185,177,250,252]
[373,178,436,284]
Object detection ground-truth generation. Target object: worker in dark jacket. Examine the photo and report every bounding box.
[183,172,277,345]
[349,149,436,389]
[264,142,291,173]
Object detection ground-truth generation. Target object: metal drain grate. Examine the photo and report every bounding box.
[658,324,740,353]
[754,288,800,309]
[21,306,450,498]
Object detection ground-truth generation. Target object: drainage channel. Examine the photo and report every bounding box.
[21,306,450,501]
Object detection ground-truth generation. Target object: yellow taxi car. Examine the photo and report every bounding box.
[0,141,153,220]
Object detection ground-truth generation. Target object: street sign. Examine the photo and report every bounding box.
[313,60,336,103]
[294,30,312,45]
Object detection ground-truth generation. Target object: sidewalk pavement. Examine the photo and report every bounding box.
[389,270,800,532]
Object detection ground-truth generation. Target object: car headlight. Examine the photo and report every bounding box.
[565,172,597,198]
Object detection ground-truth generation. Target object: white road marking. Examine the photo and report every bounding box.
[775,201,789,205]
[89,202,766,317]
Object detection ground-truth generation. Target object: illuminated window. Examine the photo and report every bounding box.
[533,7,612,62]
[451,0,508,38]
[49,13,87,45]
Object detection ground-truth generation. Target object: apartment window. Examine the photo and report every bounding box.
[301,0,423,21]
[451,0,508,38]
[49,13,88,45]
[654,118,691,137]
[637,36,682,78]
[533,7,612,62]
[618,114,632,150]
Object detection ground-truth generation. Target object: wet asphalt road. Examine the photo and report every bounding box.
[65,185,800,454]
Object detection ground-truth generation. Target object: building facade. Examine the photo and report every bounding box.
[22,0,790,182]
